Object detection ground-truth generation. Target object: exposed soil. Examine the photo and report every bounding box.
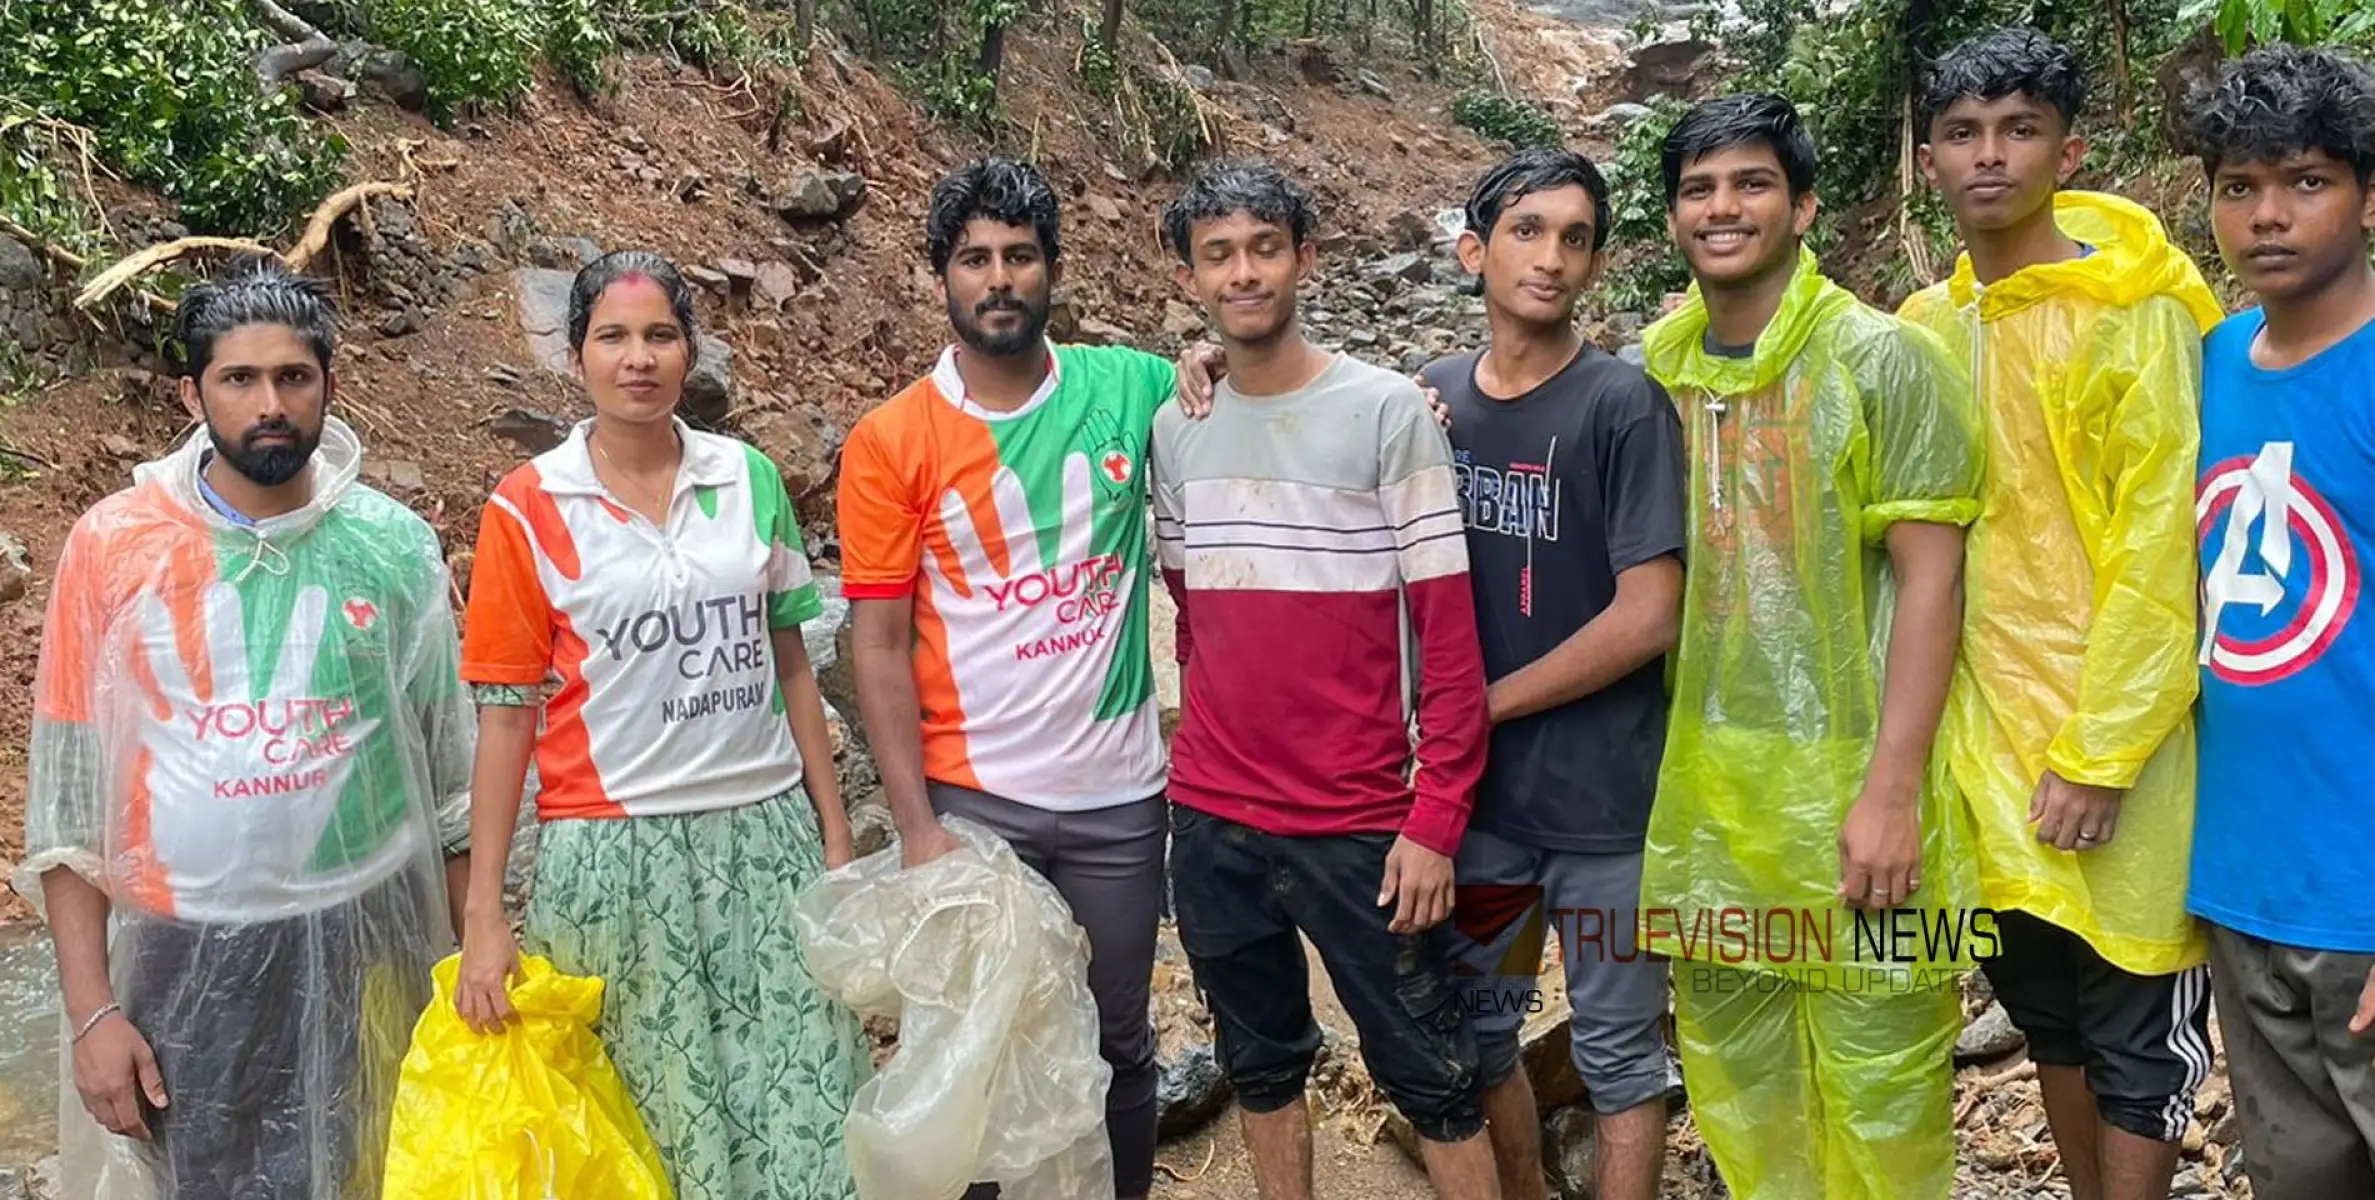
[0,2,1580,922]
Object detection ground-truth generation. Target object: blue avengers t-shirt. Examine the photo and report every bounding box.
[2191,309,2375,952]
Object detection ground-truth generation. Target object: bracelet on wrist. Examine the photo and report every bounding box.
[72,1001,122,1044]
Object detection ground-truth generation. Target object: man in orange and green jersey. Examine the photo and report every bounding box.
[837,156,1200,1200]
[1899,31,2221,1200]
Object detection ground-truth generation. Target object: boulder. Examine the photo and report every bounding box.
[1540,1105,1601,1200]
[526,235,601,270]
[1955,1000,2026,1065]
[777,169,868,220]
[512,267,577,374]
[0,530,30,606]
[491,407,569,455]
[680,334,735,425]
[1356,70,1395,100]
[1616,39,1717,104]
[1156,1041,1233,1138]
[1075,317,1135,347]
[755,261,807,309]
[351,46,429,113]
[0,235,43,291]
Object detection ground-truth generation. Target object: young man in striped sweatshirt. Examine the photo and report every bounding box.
[1151,160,1498,1199]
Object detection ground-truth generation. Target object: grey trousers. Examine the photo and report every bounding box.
[2208,922,2375,1200]
[930,782,1167,1199]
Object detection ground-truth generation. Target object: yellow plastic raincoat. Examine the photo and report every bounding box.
[1898,191,2221,977]
[1641,247,1984,1200]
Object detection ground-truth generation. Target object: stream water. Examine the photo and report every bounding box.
[0,924,59,1167]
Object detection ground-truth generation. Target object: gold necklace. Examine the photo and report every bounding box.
[593,428,680,520]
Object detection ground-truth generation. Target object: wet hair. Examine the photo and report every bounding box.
[175,256,338,378]
[1661,94,1818,208]
[2180,44,2375,185]
[1162,159,1319,263]
[1465,147,1613,251]
[1919,28,2086,138]
[925,157,1062,275]
[568,250,699,352]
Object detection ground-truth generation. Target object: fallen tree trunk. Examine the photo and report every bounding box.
[253,0,337,85]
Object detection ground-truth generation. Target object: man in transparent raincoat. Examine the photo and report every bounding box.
[1636,95,1983,1198]
[1898,31,2223,1200]
[10,260,475,1198]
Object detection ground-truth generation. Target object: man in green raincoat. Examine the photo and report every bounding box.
[1636,94,1983,1198]
[1899,30,2222,1200]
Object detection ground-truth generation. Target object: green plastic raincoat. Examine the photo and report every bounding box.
[1641,248,1984,1200]
[1899,191,2220,977]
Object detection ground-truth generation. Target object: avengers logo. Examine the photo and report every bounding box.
[2198,443,2361,686]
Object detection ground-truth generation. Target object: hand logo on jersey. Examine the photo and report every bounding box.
[927,453,1134,791]
[2198,442,2361,685]
[133,581,379,887]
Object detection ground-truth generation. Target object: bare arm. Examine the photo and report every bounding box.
[1839,520,1964,909]
[851,596,957,866]
[774,627,854,866]
[452,702,536,1032]
[42,869,115,1034]
[44,869,166,1138]
[461,705,538,932]
[1487,556,1681,724]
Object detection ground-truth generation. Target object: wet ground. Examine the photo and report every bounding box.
[0,924,58,1167]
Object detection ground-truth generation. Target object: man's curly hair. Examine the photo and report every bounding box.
[2180,43,2375,184]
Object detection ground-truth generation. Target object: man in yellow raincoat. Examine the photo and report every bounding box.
[1897,30,2222,1200]
[1638,94,1983,1199]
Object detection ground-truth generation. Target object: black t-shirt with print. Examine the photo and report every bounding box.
[1422,345,1687,854]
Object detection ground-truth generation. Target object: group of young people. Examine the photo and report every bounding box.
[11,22,2375,1200]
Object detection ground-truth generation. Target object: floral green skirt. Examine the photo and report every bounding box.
[522,788,867,1200]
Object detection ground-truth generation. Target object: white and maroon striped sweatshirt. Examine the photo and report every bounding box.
[1152,352,1489,856]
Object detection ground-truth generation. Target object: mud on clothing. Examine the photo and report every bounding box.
[835,343,1175,811]
[1151,352,1489,856]
[461,418,823,818]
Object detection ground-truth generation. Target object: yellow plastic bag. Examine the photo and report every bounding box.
[382,953,673,1200]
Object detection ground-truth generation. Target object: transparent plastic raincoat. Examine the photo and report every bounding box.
[11,416,475,1199]
[1899,191,2221,977]
[1640,249,1983,1200]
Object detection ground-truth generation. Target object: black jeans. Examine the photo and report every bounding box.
[1168,804,1484,1143]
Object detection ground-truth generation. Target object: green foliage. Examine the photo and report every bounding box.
[2182,0,2375,53]
[1451,87,1561,149]
[363,0,544,122]
[0,0,346,237]
[1601,96,1690,316]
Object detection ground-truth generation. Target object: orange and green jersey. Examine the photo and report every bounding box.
[836,343,1174,810]
[461,420,822,820]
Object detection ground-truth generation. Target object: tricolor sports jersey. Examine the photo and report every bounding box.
[836,343,1174,811]
[462,420,822,820]
[17,419,474,923]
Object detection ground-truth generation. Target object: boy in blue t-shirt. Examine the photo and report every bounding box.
[2179,44,2375,1200]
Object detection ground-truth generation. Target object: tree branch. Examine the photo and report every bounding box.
[73,237,279,312]
[284,181,413,271]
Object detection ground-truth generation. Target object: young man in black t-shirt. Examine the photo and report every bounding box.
[1419,147,1688,1200]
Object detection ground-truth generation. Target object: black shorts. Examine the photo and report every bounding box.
[1982,909,2212,1143]
[1167,805,1484,1144]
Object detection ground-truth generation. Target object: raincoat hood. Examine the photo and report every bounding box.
[1943,191,2226,329]
[1643,245,1861,395]
[1899,188,2215,978]
[135,413,366,539]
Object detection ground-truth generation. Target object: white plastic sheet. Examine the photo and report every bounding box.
[794,815,1115,1200]
[13,418,473,1198]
